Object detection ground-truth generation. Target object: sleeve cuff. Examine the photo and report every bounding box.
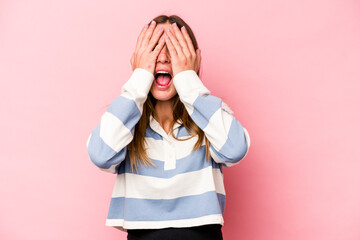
[172,70,210,98]
[121,68,154,97]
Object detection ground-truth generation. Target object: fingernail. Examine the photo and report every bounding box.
[167,28,170,32]
[181,26,186,31]
[159,26,163,31]
[172,22,177,27]
[151,20,155,25]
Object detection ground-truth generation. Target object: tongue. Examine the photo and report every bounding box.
[156,74,171,86]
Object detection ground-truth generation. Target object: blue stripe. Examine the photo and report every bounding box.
[220,117,248,161]
[107,191,225,221]
[212,160,223,173]
[106,96,141,131]
[191,95,222,129]
[88,125,127,169]
[118,145,220,178]
[176,125,192,138]
[217,192,226,214]
[210,118,248,164]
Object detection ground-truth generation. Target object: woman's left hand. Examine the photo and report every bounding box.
[165,23,201,77]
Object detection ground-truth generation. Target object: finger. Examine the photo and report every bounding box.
[147,26,164,52]
[166,28,183,57]
[181,26,196,56]
[152,35,166,56]
[195,49,201,72]
[140,20,157,51]
[135,24,149,53]
[164,34,178,59]
[172,23,191,58]
[130,53,134,68]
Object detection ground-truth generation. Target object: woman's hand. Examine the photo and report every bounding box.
[130,21,165,75]
[164,23,201,77]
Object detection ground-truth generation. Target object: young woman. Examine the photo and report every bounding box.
[87,15,250,240]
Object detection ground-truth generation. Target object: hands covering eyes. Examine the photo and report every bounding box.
[164,22,201,77]
[130,21,165,76]
[130,21,201,78]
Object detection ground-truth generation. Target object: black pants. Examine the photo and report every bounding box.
[127,224,223,240]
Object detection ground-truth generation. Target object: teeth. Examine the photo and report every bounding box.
[156,70,170,75]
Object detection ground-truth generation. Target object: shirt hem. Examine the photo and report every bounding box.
[106,214,224,232]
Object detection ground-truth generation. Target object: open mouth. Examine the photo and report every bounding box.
[155,72,172,87]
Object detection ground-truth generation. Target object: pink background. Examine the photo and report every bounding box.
[1,0,359,239]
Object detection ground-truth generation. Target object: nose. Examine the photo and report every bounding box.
[156,44,171,64]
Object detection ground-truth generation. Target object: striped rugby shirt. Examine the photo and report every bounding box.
[87,68,251,232]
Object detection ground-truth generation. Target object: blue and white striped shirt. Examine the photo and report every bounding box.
[87,68,250,232]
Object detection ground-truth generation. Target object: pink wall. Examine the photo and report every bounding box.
[1,0,359,239]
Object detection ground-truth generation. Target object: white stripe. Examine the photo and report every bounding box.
[145,135,200,161]
[86,133,92,148]
[121,68,154,112]
[243,127,251,158]
[111,166,225,199]
[182,99,196,115]
[106,214,224,231]
[172,70,211,117]
[244,127,251,148]
[213,167,226,195]
[143,138,164,160]
[203,107,233,151]
[99,112,133,152]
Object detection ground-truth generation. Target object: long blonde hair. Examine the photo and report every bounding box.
[127,15,211,173]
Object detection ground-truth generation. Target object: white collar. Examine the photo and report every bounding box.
[149,114,183,140]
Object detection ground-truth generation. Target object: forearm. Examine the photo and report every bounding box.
[173,70,250,167]
[87,68,154,173]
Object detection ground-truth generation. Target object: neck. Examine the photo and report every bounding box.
[153,99,175,134]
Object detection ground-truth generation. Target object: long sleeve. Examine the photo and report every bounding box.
[86,68,154,173]
[172,70,250,167]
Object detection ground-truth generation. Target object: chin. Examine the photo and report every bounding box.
[150,85,177,102]
[151,92,177,102]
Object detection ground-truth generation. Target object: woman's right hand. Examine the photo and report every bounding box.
[130,21,165,76]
